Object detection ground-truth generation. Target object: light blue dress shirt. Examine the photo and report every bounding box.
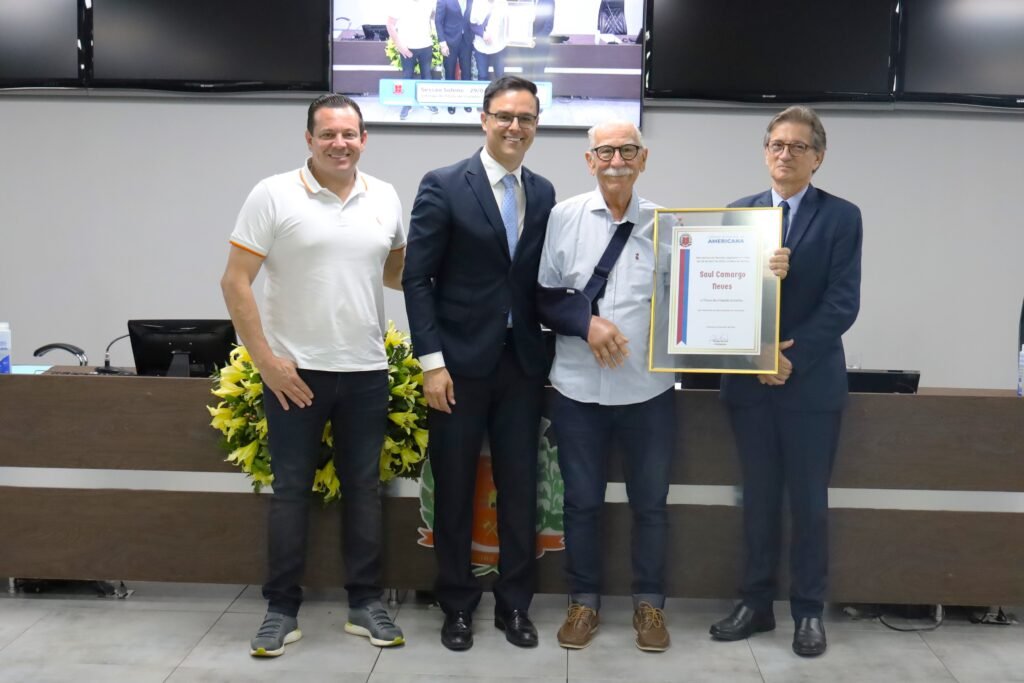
[771,184,810,242]
[538,189,676,406]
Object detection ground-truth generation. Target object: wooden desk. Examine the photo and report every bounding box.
[2,371,1022,604]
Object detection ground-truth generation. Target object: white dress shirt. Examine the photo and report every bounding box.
[538,188,676,405]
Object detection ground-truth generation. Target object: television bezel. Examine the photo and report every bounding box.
[894,0,1024,110]
[642,0,900,104]
[0,0,85,89]
[85,0,331,93]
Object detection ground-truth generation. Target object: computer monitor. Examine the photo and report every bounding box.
[847,369,920,394]
[128,320,237,378]
[674,369,922,394]
[360,24,388,40]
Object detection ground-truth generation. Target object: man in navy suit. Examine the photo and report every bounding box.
[403,76,556,651]
[709,106,862,657]
[436,0,474,114]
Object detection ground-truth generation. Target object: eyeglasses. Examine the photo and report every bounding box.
[766,140,814,157]
[485,111,538,128]
[590,144,642,161]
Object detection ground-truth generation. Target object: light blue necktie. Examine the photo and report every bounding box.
[779,199,791,246]
[500,173,519,259]
[501,173,518,325]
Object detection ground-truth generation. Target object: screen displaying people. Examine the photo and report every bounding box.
[333,0,644,128]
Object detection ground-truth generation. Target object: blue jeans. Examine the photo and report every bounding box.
[262,369,388,616]
[401,46,434,80]
[474,49,505,81]
[551,388,675,608]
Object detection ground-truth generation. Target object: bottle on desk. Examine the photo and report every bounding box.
[1018,344,1024,398]
[0,322,10,374]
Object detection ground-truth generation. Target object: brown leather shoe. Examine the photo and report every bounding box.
[633,602,670,652]
[557,604,599,649]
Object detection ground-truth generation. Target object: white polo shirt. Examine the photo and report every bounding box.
[388,0,435,50]
[230,162,406,372]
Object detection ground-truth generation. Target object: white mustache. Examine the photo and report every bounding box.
[600,168,634,177]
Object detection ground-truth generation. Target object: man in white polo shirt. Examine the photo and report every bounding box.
[387,0,439,120]
[221,94,407,657]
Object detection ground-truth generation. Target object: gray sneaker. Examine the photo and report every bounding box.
[344,601,405,647]
[249,612,302,657]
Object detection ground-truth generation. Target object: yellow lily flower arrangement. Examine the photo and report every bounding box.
[208,323,428,503]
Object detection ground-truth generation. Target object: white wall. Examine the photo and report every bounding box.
[0,95,1021,388]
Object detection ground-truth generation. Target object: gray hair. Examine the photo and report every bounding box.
[763,106,827,151]
[587,119,645,150]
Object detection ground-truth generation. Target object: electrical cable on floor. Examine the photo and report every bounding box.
[842,603,945,632]
[878,604,945,632]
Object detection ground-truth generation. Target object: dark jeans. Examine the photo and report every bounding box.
[262,368,389,617]
[474,49,505,81]
[401,46,434,80]
[551,388,675,602]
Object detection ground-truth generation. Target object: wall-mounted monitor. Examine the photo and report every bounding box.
[89,0,329,92]
[0,0,82,88]
[898,0,1024,108]
[332,0,646,129]
[644,0,898,103]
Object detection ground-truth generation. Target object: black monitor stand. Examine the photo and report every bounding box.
[167,351,191,378]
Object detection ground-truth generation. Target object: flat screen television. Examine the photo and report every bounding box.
[89,0,329,92]
[644,0,898,103]
[332,0,646,129]
[128,319,237,378]
[898,0,1024,108]
[0,0,82,88]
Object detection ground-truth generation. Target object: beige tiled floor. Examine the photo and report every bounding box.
[0,582,1021,682]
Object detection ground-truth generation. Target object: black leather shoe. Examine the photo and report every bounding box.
[441,611,473,651]
[793,617,826,657]
[495,609,538,648]
[709,604,776,641]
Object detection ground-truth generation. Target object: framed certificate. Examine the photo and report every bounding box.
[506,1,538,47]
[648,207,783,374]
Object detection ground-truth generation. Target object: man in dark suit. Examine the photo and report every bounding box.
[710,106,862,657]
[403,76,556,651]
[436,0,474,114]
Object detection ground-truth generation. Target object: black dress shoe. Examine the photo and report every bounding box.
[441,611,473,651]
[709,604,776,641]
[793,617,826,657]
[495,609,538,648]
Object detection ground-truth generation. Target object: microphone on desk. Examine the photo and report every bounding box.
[95,334,132,375]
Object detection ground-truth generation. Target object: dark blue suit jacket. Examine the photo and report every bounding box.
[403,150,556,379]
[720,185,862,412]
[436,0,473,45]
[534,0,555,37]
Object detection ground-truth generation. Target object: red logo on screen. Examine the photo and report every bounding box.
[393,83,404,94]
